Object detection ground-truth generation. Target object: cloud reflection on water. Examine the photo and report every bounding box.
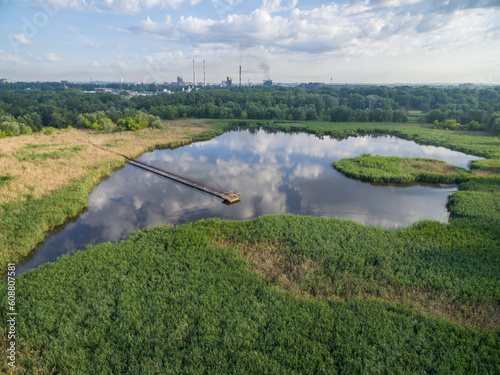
[16,130,481,275]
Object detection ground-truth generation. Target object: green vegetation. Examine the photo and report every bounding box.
[0,175,16,187]
[333,154,469,184]
[77,110,163,132]
[447,178,500,223]
[470,159,500,175]
[1,217,499,374]
[458,177,500,193]
[0,114,33,136]
[104,138,125,147]
[23,143,53,149]
[0,159,122,271]
[406,110,425,122]
[0,123,228,273]
[1,84,500,138]
[15,145,85,162]
[1,113,499,372]
[432,119,483,131]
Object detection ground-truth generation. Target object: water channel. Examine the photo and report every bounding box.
[17,128,482,275]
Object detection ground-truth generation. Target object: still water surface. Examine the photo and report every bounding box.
[17,128,482,275]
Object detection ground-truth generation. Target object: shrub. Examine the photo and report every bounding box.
[19,123,33,135]
[103,121,118,133]
[43,127,57,135]
[467,121,481,131]
[0,116,20,136]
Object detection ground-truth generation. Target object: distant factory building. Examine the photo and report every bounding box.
[177,76,185,86]
[300,82,325,89]
[263,80,273,86]
[227,77,233,87]
[0,79,11,83]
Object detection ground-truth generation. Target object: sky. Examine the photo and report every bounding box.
[0,0,499,84]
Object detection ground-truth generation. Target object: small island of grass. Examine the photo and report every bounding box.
[333,154,470,184]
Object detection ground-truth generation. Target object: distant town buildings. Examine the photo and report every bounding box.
[0,79,11,83]
[300,82,325,89]
[224,77,233,87]
[458,83,475,88]
[82,88,158,97]
[176,76,185,86]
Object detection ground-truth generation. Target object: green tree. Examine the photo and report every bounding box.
[490,117,500,135]
[467,121,480,131]
[347,93,365,110]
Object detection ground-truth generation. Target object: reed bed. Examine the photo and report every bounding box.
[333,154,470,184]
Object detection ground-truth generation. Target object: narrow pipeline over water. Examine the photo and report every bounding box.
[16,129,482,275]
[126,158,241,204]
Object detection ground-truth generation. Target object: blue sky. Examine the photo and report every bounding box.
[0,0,499,84]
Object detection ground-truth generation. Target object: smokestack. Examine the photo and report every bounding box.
[193,59,196,86]
[204,60,206,87]
[239,65,242,87]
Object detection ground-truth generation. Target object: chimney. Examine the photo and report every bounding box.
[239,65,242,87]
[193,59,196,86]
[204,60,206,87]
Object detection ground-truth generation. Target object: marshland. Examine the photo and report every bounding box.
[1,84,499,374]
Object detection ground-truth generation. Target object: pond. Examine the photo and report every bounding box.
[17,128,482,275]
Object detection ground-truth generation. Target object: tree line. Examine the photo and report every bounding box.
[1,82,499,137]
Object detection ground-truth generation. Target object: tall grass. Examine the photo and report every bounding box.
[333,154,470,183]
[0,120,217,205]
[1,220,498,374]
[0,159,123,272]
[0,121,229,273]
[470,159,500,175]
[0,121,499,373]
[15,145,85,161]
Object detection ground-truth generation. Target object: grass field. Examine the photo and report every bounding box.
[0,120,228,273]
[0,120,212,205]
[1,120,499,374]
[1,216,498,374]
[406,110,425,123]
[333,154,470,184]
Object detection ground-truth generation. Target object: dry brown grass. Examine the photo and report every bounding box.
[0,120,209,205]
[402,160,462,175]
[214,238,500,331]
[471,170,496,176]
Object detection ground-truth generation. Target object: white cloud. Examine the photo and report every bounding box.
[292,164,324,180]
[8,0,500,83]
[45,53,61,62]
[128,0,500,59]
[261,0,298,13]
[150,50,184,65]
[38,0,191,14]
[12,33,32,45]
[369,0,426,7]
[0,50,22,63]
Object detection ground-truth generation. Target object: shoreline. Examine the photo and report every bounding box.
[1,121,498,274]
[0,120,229,273]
